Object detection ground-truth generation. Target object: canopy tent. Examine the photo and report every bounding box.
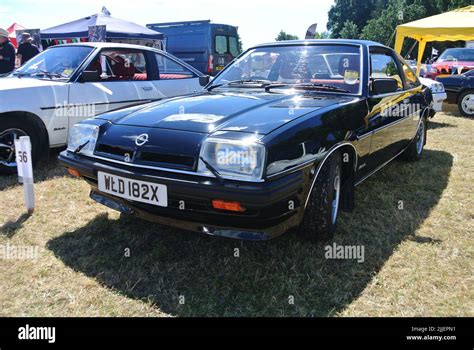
[41,11,164,47]
[395,5,474,74]
[6,23,26,48]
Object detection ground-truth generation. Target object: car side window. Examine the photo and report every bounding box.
[370,52,403,92]
[85,49,149,82]
[155,54,196,80]
[398,57,421,89]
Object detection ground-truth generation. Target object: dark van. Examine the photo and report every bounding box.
[147,20,240,75]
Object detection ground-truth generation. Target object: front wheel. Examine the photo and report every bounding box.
[299,150,342,241]
[458,90,474,117]
[0,116,45,175]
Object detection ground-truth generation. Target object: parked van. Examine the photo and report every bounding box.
[147,20,240,75]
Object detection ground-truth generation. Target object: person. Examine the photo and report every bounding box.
[17,32,40,66]
[0,28,16,75]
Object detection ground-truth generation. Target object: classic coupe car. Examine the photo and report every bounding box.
[0,42,207,174]
[424,48,474,79]
[59,40,433,241]
[436,69,474,117]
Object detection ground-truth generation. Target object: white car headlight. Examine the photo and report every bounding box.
[197,137,266,181]
[67,123,99,156]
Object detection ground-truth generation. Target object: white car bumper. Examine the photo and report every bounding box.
[432,92,447,113]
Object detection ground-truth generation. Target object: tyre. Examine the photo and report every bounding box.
[403,118,426,162]
[299,150,342,241]
[0,115,47,175]
[458,90,474,117]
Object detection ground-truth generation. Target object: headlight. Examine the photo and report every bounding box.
[67,123,99,156]
[431,83,444,93]
[197,137,266,181]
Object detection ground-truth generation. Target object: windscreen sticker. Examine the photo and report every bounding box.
[344,70,359,85]
[62,68,73,76]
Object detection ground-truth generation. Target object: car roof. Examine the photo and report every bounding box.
[250,39,387,49]
[49,42,160,51]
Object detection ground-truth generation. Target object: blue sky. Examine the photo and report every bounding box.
[0,0,334,49]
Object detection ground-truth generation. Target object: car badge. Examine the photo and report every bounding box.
[135,134,149,146]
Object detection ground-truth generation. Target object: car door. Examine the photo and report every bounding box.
[68,48,159,129]
[151,52,202,98]
[365,47,421,169]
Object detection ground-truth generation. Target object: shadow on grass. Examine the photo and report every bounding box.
[428,120,457,130]
[0,148,66,191]
[47,150,453,316]
[0,213,32,238]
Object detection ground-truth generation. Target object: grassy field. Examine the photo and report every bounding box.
[0,105,472,317]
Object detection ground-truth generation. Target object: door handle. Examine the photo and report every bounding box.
[142,87,153,91]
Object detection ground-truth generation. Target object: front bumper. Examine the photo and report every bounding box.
[59,151,310,240]
[432,92,447,113]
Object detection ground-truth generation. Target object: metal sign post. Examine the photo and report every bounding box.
[15,136,35,214]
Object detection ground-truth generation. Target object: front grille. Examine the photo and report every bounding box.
[96,144,134,158]
[138,151,196,170]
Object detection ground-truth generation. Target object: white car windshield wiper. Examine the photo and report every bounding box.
[207,79,275,91]
[32,69,68,79]
[265,82,351,93]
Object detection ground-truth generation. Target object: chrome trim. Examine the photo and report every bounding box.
[79,152,266,183]
[303,142,358,209]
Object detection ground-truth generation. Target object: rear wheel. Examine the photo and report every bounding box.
[0,115,46,175]
[458,90,474,117]
[403,118,426,162]
[299,150,342,241]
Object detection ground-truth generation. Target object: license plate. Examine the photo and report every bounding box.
[98,172,168,207]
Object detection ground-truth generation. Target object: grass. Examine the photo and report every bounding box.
[0,105,472,317]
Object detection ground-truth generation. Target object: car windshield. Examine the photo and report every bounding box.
[437,48,474,62]
[211,44,362,94]
[14,46,94,79]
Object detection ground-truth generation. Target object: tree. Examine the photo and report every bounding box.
[275,30,299,41]
[313,31,331,39]
[339,20,360,39]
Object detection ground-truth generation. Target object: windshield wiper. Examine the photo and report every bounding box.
[265,83,351,93]
[32,70,67,79]
[207,79,274,91]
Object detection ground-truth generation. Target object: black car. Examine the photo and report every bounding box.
[59,39,432,241]
[436,69,474,117]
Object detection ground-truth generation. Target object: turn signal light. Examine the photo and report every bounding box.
[212,199,245,212]
[68,168,81,177]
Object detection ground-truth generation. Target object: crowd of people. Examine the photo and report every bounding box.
[0,29,40,75]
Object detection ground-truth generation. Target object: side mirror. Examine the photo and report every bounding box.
[81,70,100,83]
[371,78,399,95]
[199,75,211,87]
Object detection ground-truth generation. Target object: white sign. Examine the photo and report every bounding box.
[466,41,474,48]
[15,136,35,213]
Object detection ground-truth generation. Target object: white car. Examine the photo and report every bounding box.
[0,43,208,174]
[418,77,447,115]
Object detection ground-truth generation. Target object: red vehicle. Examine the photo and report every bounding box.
[425,48,474,79]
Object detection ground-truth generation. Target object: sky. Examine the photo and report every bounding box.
[0,0,334,49]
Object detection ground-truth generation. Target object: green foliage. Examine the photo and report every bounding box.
[339,20,360,39]
[275,30,299,41]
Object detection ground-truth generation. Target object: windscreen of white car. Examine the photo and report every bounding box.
[13,46,94,79]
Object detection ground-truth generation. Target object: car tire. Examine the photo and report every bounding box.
[299,150,342,241]
[0,115,46,175]
[458,90,474,117]
[403,118,426,162]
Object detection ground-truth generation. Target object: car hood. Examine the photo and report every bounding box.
[98,90,355,135]
[0,76,66,91]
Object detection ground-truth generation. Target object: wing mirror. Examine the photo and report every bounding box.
[81,70,100,83]
[199,75,211,87]
[371,78,399,95]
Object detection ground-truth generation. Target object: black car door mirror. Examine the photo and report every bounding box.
[199,75,211,86]
[371,78,399,95]
[81,70,100,83]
